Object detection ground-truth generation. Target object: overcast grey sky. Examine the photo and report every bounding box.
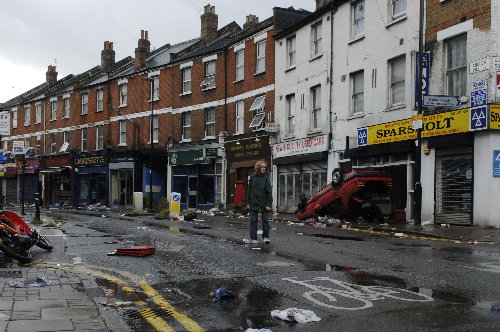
[0,0,316,103]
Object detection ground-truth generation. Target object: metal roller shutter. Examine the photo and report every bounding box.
[435,147,473,225]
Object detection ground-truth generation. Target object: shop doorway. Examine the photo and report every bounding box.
[435,149,473,225]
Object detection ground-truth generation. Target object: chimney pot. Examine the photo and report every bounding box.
[315,0,330,9]
[243,14,259,29]
[101,40,115,72]
[46,65,58,86]
[201,4,218,42]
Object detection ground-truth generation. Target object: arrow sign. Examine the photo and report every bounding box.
[423,95,461,107]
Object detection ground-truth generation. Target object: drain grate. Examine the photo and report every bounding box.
[126,307,178,320]
[0,271,22,278]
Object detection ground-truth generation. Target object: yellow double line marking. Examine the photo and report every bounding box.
[342,227,458,242]
[42,262,204,332]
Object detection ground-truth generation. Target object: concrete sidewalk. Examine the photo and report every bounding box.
[0,264,129,332]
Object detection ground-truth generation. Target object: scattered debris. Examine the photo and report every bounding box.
[271,308,321,323]
[212,288,236,302]
[9,277,53,288]
[422,220,433,226]
[491,304,500,313]
[184,212,198,221]
[394,233,405,237]
[193,223,211,229]
[104,289,115,297]
[245,329,273,332]
[440,224,451,227]
[110,246,156,257]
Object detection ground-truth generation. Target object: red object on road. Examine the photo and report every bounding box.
[115,246,155,256]
[295,169,392,222]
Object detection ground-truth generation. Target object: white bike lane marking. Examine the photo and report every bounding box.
[283,276,433,310]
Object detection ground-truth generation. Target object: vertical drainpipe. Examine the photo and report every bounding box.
[328,1,335,173]
[223,45,228,209]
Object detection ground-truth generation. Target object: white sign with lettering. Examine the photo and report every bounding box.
[273,135,328,158]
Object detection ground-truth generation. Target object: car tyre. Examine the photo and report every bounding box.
[331,168,344,189]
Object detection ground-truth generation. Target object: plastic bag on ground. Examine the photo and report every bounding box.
[9,277,53,288]
[245,329,273,332]
[271,308,321,323]
[212,288,236,302]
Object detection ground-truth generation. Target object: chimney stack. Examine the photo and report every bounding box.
[315,0,331,9]
[135,30,151,71]
[243,15,259,29]
[101,41,116,72]
[46,65,58,86]
[200,4,218,43]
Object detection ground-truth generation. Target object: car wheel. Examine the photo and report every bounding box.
[331,168,344,189]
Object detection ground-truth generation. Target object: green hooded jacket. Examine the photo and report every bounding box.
[246,173,272,211]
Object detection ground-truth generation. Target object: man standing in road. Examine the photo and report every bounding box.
[245,160,272,244]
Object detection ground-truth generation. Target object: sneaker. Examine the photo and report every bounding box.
[263,238,270,244]
[243,239,258,244]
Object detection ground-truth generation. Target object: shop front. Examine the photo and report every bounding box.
[272,135,329,213]
[0,163,18,204]
[72,152,108,207]
[169,145,221,210]
[16,157,41,204]
[350,105,500,226]
[109,157,135,208]
[41,155,72,207]
[224,135,271,209]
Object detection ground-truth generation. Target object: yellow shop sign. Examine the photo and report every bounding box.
[491,105,500,129]
[366,109,471,145]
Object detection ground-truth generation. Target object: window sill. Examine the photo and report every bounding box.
[254,70,266,76]
[309,53,323,62]
[24,124,30,127]
[386,15,407,28]
[203,136,216,140]
[233,132,244,136]
[385,102,407,112]
[251,127,266,132]
[179,91,192,97]
[283,133,295,140]
[348,34,365,45]
[233,78,244,84]
[49,119,56,122]
[307,129,323,136]
[80,113,88,116]
[285,66,296,73]
[119,104,127,108]
[96,110,103,113]
[63,116,70,119]
[202,86,216,92]
[347,112,365,120]
[181,138,192,143]
[118,144,128,147]
[147,140,159,144]
[147,98,160,103]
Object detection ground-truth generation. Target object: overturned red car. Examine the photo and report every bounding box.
[295,169,393,222]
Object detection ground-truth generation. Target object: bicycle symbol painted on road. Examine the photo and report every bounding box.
[283,276,433,310]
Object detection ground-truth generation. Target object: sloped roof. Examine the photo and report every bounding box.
[273,6,311,37]
[173,21,242,63]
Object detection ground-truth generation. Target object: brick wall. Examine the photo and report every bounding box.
[426,0,491,43]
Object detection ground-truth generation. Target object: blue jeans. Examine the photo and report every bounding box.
[250,210,269,240]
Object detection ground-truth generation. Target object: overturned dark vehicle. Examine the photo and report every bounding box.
[295,169,393,222]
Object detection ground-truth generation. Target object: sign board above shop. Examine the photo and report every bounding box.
[273,134,328,159]
[169,148,216,166]
[357,105,498,147]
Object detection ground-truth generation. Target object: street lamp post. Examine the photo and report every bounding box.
[144,76,157,211]
[20,155,25,215]
[414,0,425,226]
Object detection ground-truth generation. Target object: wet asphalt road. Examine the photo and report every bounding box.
[23,209,500,331]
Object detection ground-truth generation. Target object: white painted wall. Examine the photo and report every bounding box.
[473,132,500,227]
[330,0,421,153]
[274,10,332,165]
